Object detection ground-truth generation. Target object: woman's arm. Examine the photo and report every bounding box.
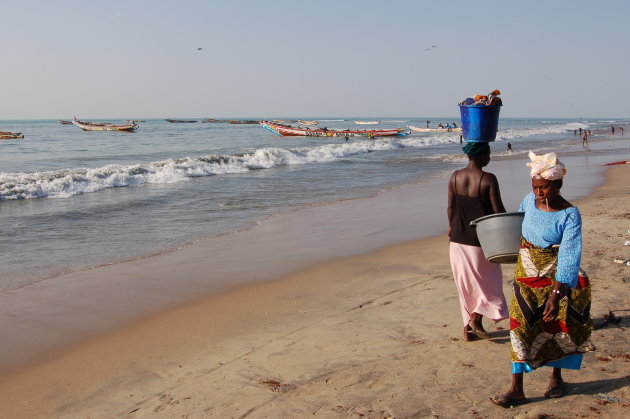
[447,172,456,237]
[556,210,582,288]
[543,209,582,322]
[486,173,506,214]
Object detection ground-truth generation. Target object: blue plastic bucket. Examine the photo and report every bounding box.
[459,104,501,142]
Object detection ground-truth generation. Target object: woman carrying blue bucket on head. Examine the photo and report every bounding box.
[447,141,508,341]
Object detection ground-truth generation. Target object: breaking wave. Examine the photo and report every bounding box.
[0,121,582,200]
[1,141,397,200]
[495,122,588,141]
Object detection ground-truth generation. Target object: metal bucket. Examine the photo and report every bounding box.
[459,104,501,142]
[470,212,524,264]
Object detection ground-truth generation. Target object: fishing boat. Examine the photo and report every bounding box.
[72,118,138,132]
[298,120,318,125]
[125,119,145,123]
[0,131,24,139]
[165,119,198,123]
[58,120,73,125]
[228,120,259,124]
[354,120,380,125]
[260,121,407,137]
[408,125,462,133]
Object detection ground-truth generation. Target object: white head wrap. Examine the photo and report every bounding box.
[527,151,566,180]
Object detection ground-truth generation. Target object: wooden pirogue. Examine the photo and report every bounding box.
[72,117,138,131]
[0,131,24,139]
[260,121,407,137]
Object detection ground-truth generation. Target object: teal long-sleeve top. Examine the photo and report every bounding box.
[519,192,582,288]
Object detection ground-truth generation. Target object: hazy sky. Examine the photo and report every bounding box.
[3,0,628,119]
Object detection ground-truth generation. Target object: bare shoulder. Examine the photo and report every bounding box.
[482,171,500,184]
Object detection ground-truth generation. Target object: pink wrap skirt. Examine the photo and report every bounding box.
[449,242,508,326]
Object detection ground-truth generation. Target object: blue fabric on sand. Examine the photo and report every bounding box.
[519,192,582,288]
[512,354,584,373]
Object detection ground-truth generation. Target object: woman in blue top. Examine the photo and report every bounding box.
[491,152,594,408]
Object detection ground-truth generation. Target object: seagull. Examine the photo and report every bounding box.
[197,47,203,51]
[425,45,438,52]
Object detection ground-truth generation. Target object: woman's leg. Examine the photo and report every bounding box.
[507,372,525,399]
[468,312,491,339]
[491,373,526,406]
[544,368,565,398]
[469,312,486,332]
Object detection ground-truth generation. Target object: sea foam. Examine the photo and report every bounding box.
[0,121,581,200]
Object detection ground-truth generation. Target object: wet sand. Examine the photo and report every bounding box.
[0,146,614,372]
[1,149,629,418]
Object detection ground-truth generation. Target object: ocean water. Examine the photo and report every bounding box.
[1,117,627,290]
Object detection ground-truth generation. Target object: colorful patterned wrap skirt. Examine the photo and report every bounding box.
[510,238,595,372]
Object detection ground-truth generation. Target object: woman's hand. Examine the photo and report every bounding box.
[543,283,567,322]
[543,295,560,322]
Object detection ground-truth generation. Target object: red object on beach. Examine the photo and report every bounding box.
[603,160,630,166]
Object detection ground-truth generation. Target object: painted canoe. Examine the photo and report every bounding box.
[408,125,462,133]
[298,120,318,125]
[354,120,380,125]
[72,118,138,132]
[0,131,24,139]
[260,121,407,137]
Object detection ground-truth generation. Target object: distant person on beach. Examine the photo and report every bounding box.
[578,127,582,136]
[491,152,594,407]
[447,142,508,342]
[621,126,624,136]
[611,125,615,135]
[582,131,588,148]
[426,119,430,128]
[506,142,513,153]
[344,133,349,141]
[459,134,463,144]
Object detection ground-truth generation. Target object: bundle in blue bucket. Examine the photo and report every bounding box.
[459,90,502,142]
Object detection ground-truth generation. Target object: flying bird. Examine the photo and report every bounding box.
[424,45,438,52]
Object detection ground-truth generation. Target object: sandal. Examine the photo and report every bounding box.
[490,395,528,408]
[544,382,565,398]
[468,322,491,339]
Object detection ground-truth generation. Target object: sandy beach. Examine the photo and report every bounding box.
[1,156,629,418]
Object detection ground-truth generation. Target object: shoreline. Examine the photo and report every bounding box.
[0,149,629,416]
[0,144,628,373]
